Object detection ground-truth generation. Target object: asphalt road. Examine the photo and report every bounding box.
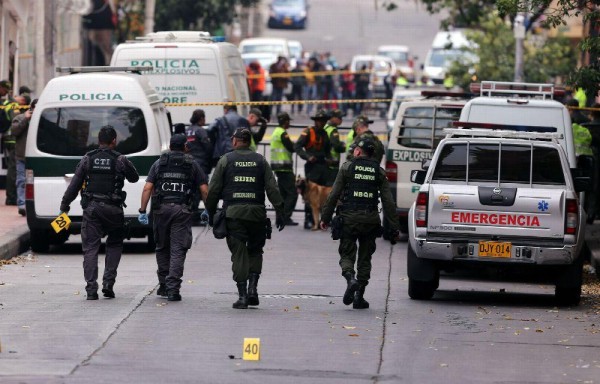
[0,224,599,383]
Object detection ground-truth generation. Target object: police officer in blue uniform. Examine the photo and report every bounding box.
[60,126,140,300]
[138,134,208,301]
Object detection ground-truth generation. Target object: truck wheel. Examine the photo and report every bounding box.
[408,279,436,300]
[555,257,583,306]
[30,229,50,253]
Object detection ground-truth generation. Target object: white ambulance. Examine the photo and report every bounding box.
[111,31,250,125]
[25,66,171,252]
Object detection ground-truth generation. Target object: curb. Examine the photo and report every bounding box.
[0,224,30,261]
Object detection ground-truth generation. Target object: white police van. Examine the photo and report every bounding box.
[111,31,250,125]
[25,66,171,252]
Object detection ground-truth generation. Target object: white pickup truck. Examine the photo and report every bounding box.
[407,124,592,306]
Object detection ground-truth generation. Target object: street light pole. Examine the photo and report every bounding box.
[514,13,525,82]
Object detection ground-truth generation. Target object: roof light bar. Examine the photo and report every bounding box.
[452,121,557,133]
[56,66,153,74]
[444,127,563,140]
[421,90,472,98]
[470,81,565,99]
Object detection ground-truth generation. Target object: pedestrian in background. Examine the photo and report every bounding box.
[1,80,18,206]
[60,126,140,300]
[207,104,250,167]
[205,128,285,309]
[138,134,208,301]
[269,56,290,115]
[340,64,355,117]
[320,137,400,309]
[185,109,213,177]
[354,65,370,115]
[290,61,306,115]
[247,60,266,103]
[304,58,319,116]
[271,112,298,225]
[12,98,37,216]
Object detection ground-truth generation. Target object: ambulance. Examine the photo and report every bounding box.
[111,31,250,125]
[25,66,172,252]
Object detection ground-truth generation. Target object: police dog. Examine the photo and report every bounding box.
[296,176,331,231]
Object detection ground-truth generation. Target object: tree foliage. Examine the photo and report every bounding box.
[154,0,258,34]
[446,13,576,89]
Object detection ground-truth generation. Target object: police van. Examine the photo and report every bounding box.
[385,90,470,233]
[25,66,172,252]
[407,125,591,306]
[111,31,250,125]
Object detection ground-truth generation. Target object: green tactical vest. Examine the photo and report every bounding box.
[324,123,340,163]
[270,126,293,171]
[249,136,257,152]
[573,123,593,157]
[345,129,355,148]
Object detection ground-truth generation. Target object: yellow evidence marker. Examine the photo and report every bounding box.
[51,213,71,233]
[242,338,260,361]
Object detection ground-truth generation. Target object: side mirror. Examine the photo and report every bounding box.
[411,170,426,185]
[571,168,593,193]
[421,159,431,170]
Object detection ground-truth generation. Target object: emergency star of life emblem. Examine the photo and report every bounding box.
[538,200,549,212]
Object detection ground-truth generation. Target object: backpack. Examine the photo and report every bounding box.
[211,116,234,161]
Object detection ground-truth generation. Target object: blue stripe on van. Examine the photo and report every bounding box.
[26,156,159,177]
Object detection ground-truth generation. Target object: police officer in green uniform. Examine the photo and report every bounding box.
[320,137,400,309]
[206,128,285,309]
[324,109,346,186]
[271,112,298,225]
[247,108,268,152]
[60,126,140,300]
[0,80,18,205]
[139,134,208,301]
[346,115,385,164]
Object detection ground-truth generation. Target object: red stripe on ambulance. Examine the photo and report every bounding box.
[451,212,540,227]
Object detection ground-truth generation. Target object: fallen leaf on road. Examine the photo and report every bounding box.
[348,334,359,337]
[535,329,544,333]
[440,363,448,368]
[294,306,300,310]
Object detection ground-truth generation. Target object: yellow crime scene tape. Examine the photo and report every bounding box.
[163,98,392,107]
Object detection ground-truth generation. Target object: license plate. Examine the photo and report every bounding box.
[478,241,511,258]
[283,17,292,25]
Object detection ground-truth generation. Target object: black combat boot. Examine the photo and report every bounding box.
[247,273,260,306]
[353,284,369,309]
[86,291,99,300]
[157,283,168,297]
[233,282,248,309]
[102,283,115,299]
[342,272,359,305]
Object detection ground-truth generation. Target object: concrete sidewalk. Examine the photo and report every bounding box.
[0,189,29,261]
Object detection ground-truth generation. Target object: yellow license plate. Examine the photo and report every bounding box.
[283,18,293,25]
[478,241,511,258]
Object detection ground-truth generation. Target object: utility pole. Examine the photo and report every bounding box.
[514,13,525,82]
[145,0,156,34]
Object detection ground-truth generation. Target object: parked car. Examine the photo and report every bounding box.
[268,0,309,29]
[377,45,415,82]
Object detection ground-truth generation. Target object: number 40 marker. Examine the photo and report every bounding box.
[242,338,260,361]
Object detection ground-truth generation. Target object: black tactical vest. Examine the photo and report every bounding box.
[342,157,380,210]
[84,149,124,201]
[222,151,266,206]
[155,152,195,206]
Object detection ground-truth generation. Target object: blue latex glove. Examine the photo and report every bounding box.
[200,209,209,223]
[138,213,149,225]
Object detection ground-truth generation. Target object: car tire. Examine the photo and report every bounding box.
[407,243,438,300]
[30,229,50,253]
[555,257,583,306]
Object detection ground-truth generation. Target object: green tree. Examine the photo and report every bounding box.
[447,13,576,89]
[154,0,258,34]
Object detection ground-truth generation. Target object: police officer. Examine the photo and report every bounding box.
[346,115,385,164]
[324,109,346,186]
[320,137,400,309]
[60,126,140,300]
[247,108,268,152]
[205,128,285,309]
[138,134,208,301]
[271,112,298,225]
[185,109,213,176]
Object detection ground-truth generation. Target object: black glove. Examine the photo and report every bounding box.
[60,205,70,213]
[275,215,286,231]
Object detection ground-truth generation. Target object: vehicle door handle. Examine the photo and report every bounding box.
[491,195,503,202]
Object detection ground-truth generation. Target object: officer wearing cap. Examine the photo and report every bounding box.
[320,137,400,309]
[324,109,347,185]
[0,79,18,206]
[346,115,385,164]
[60,126,140,300]
[138,134,208,301]
[294,109,333,229]
[247,108,268,152]
[271,112,298,225]
[206,128,285,309]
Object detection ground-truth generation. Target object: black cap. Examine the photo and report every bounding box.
[19,85,32,95]
[277,112,292,123]
[357,137,376,156]
[354,115,374,126]
[310,109,329,121]
[232,128,252,142]
[329,109,343,119]
[170,133,187,149]
[0,80,11,89]
[249,108,263,118]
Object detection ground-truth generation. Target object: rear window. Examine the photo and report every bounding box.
[37,107,148,156]
[432,143,565,185]
[398,106,461,149]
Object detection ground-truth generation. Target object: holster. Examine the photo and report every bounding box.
[331,215,343,240]
[265,218,272,240]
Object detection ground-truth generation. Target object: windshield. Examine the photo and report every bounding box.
[273,0,305,6]
[241,44,286,55]
[37,107,149,156]
[379,51,408,63]
[427,49,463,68]
[432,143,565,184]
[398,106,461,149]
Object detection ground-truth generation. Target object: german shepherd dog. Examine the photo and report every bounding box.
[296,176,332,231]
